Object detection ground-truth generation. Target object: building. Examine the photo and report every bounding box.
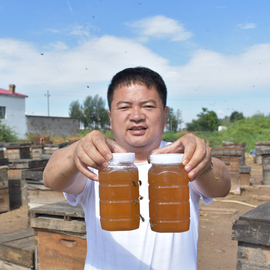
[0,84,28,138]
[0,84,80,139]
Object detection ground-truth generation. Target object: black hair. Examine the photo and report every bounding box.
[107,67,167,110]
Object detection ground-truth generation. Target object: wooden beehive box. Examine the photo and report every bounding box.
[32,135,50,145]
[0,146,7,159]
[31,145,43,159]
[8,159,49,209]
[29,201,86,270]
[223,142,246,166]
[0,165,9,213]
[0,228,35,270]
[232,201,270,269]
[261,149,270,185]
[4,143,31,160]
[255,141,270,165]
[212,147,243,194]
[21,167,65,209]
[43,142,68,155]
[239,166,251,186]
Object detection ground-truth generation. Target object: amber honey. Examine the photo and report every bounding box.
[148,154,190,233]
[99,153,140,231]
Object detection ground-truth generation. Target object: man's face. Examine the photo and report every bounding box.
[108,83,168,154]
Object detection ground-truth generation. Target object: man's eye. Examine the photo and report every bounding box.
[119,106,129,110]
[144,105,155,109]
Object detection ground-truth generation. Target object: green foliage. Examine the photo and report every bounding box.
[230,111,244,123]
[162,132,181,142]
[0,120,18,142]
[69,100,82,119]
[166,107,183,132]
[79,129,115,140]
[69,95,110,130]
[186,108,221,132]
[194,113,270,152]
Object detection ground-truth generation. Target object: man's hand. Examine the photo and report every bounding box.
[73,130,127,181]
[150,133,211,181]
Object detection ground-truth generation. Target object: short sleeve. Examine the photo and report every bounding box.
[64,179,94,206]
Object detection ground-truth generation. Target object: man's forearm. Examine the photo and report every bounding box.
[191,157,231,198]
[43,141,82,193]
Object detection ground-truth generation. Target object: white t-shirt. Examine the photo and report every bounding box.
[64,141,212,270]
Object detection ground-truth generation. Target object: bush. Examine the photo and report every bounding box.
[0,120,18,142]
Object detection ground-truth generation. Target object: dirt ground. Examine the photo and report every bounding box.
[0,154,269,270]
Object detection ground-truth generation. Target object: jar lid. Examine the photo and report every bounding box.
[150,153,184,164]
[108,153,135,163]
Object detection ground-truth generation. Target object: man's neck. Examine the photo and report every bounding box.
[133,141,162,164]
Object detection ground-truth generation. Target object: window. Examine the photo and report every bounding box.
[0,107,6,119]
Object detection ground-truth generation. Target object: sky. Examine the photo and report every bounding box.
[0,0,269,127]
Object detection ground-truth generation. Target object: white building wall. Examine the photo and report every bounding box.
[0,95,27,139]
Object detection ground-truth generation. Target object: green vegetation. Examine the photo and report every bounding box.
[79,129,114,140]
[168,113,270,153]
[229,111,245,123]
[0,120,18,142]
[69,95,110,130]
[186,108,221,132]
[166,107,183,132]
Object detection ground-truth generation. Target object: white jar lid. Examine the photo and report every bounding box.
[150,153,184,164]
[108,153,135,163]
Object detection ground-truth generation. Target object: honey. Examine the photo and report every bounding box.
[148,154,190,233]
[99,153,140,231]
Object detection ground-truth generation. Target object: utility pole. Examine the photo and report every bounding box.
[45,90,50,116]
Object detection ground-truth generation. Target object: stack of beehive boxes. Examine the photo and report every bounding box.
[0,146,9,213]
[255,141,270,165]
[31,135,50,159]
[212,145,245,194]
[8,159,49,209]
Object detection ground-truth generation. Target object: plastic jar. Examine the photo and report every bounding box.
[99,153,140,231]
[148,154,190,233]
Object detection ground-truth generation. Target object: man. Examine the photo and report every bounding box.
[43,67,231,270]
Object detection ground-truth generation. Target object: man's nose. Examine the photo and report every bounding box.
[130,107,145,121]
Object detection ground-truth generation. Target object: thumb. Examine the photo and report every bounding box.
[105,137,127,155]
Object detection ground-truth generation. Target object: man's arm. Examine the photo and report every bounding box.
[43,131,126,194]
[150,133,231,198]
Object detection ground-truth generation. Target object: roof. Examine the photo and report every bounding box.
[0,87,28,98]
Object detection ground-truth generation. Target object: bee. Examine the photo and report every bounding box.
[138,213,145,222]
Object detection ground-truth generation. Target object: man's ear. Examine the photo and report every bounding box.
[107,110,112,129]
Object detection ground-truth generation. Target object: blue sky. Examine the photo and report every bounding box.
[1,0,269,127]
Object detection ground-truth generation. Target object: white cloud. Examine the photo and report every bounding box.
[47,41,68,50]
[128,15,193,42]
[46,29,60,34]
[70,25,91,37]
[238,23,257,29]
[164,44,270,96]
[0,36,270,118]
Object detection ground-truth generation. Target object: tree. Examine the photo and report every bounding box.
[186,108,221,132]
[230,111,244,123]
[69,100,82,119]
[69,95,110,130]
[166,107,183,132]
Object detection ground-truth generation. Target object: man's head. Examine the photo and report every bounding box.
[107,67,167,110]
[107,67,168,160]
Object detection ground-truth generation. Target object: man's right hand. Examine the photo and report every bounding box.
[43,130,126,193]
[73,130,127,181]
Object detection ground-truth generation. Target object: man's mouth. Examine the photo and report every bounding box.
[129,127,146,130]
